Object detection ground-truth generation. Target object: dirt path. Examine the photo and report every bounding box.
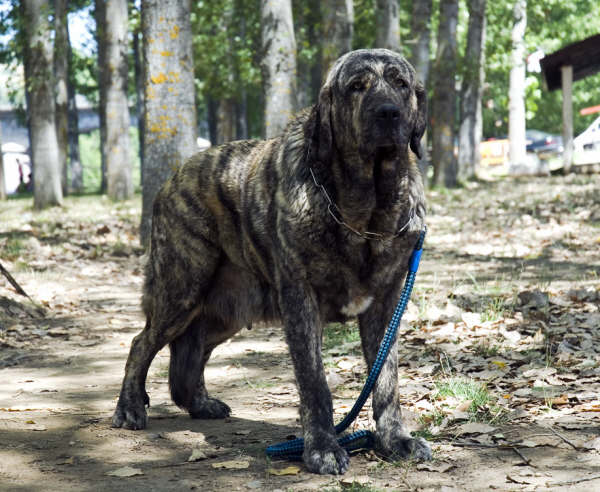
[1,175,600,491]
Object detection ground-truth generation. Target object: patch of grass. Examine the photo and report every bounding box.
[244,378,278,390]
[1,235,26,260]
[323,321,360,352]
[472,341,501,358]
[416,409,446,440]
[434,377,490,412]
[481,296,508,322]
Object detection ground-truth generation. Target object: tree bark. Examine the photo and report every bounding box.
[375,0,400,52]
[261,0,297,138]
[54,0,69,195]
[134,26,145,185]
[458,0,486,181]
[508,0,527,171]
[96,1,107,193]
[23,0,63,209]
[140,0,198,246]
[409,0,432,186]
[97,0,132,201]
[207,96,218,145]
[219,2,238,144]
[67,45,83,193]
[0,124,6,200]
[431,0,459,188]
[321,0,353,77]
[216,99,236,144]
[561,65,573,174]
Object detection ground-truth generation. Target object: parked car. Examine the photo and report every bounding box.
[525,129,563,154]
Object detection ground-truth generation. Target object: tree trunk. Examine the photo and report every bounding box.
[321,0,353,77]
[134,26,145,184]
[295,0,321,109]
[458,0,486,181]
[236,91,248,140]
[261,0,297,138]
[219,2,238,144]
[140,0,198,246]
[0,124,6,200]
[54,0,69,195]
[97,0,132,201]
[409,0,432,186]
[375,0,400,52]
[233,0,248,140]
[207,96,218,145]
[216,99,236,144]
[23,0,63,209]
[95,1,107,193]
[431,0,459,188]
[67,43,83,193]
[508,0,527,171]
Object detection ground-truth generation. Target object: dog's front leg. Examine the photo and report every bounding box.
[278,281,350,475]
[358,288,432,461]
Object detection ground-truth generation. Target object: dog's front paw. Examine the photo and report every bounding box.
[112,396,148,430]
[189,396,231,419]
[377,431,432,461]
[303,438,350,475]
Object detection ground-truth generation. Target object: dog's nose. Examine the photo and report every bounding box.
[375,104,401,122]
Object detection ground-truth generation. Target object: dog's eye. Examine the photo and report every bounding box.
[393,76,407,89]
[349,80,365,92]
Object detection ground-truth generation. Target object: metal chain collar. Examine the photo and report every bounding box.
[309,167,415,241]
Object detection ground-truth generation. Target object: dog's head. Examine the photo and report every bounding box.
[309,49,426,165]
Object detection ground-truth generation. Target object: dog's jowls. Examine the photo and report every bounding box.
[112,49,431,474]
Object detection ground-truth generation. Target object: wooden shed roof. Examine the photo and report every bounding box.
[540,34,600,91]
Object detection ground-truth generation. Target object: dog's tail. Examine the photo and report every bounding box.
[168,324,202,409]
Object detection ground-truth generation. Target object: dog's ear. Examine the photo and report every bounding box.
[410,82,427,160]
[306,85,333,164]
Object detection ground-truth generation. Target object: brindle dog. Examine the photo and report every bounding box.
[112,49,431,474]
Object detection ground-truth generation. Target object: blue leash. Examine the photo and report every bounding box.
[266,227,427,460]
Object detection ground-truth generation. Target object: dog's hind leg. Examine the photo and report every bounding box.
[169,316,234,419]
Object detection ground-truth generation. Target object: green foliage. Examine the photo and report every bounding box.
[483,0,600,138]
[79,128,140,194]
[322,321,361,353]
[192,0,263,138]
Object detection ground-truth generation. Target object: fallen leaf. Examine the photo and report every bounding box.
[106,466,144,477]
[416,462,455,473]
[340,475,370,487]
[583,437,600,451]
[549,395,570,406]
[268,465,301,476]
[455,399,473,412]
[212,460,250,470]
[456,422,496,435]
[234,429,251,436]
[519,440,538,448]
[449,410,470,421]
[461,312,481,328]
[506,473,537,485]
[187,449,207,462]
